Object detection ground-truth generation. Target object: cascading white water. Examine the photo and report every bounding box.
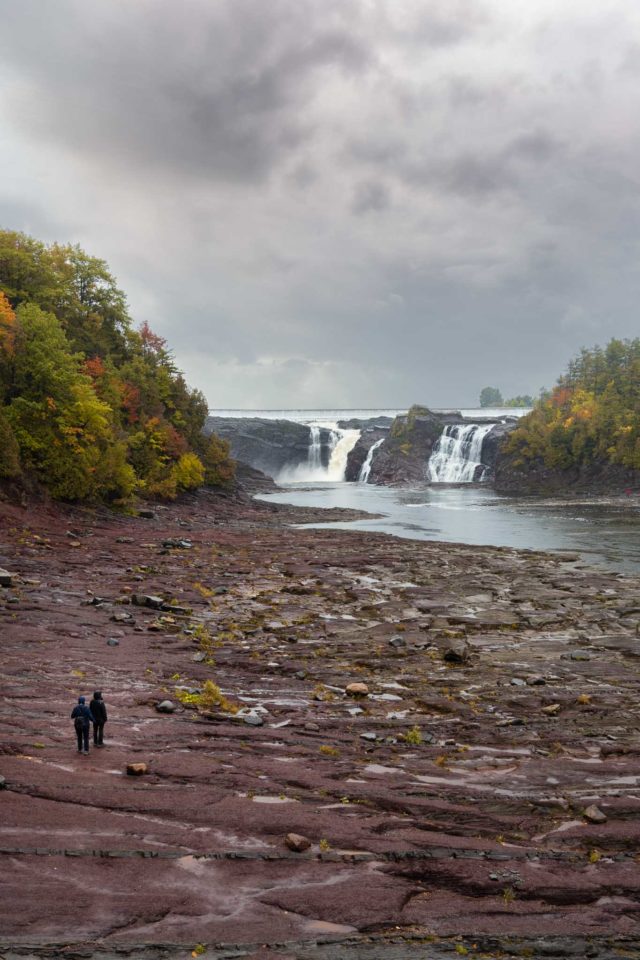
[280,423,361,482]
[358,438,384,483]
[427,423,493,483]
[307,425,322,471]
[326,429,361,480]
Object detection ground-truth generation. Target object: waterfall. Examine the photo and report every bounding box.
[326,429,361,480]
[427,423,493,483]
[280,424,360,482]
[307,426,322,471]
[358,438,384,483]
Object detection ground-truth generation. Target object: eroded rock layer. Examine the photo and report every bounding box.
[1,489,640,957]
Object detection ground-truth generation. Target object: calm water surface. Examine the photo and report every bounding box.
[259,483,640,575]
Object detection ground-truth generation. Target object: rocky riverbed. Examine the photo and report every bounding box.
[1,487,640,959]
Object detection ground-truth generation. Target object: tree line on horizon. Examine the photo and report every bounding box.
[0,229,234,502]
[479,386,534,408]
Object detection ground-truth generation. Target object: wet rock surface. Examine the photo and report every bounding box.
[1,487,640,956]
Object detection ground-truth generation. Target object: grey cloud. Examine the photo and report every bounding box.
[0,0,372,184]
[1,0,640,407]
[351,180,391,215]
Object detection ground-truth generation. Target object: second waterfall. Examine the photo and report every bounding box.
[427,423,493,483]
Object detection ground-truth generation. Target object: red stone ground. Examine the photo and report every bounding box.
[1,488,639,958]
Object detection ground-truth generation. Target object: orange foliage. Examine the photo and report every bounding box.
[120,381,141,424]
[0,292,16,356]
[83,356,105,379]
[139,321,167,356]
[551,386,572,408]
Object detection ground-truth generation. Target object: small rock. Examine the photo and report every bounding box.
[155,700,175,713]
[116,536,134,543]
[162,538,193,549]
[285,833,311,853]
[510,678,526,687]
[346,682,369,697]
[360,732,378,742]
[110,612,134,623]
[138,509,155,519]
[0,568,14,587]
[242,712,264,726]
[193,651,207,662]
[388,635,406,648]
[0,774,6,789]
[304,722,320,732]
[583,804,607,824]
[106,638,120,647]
[441,638,469,663]
[570,650,591,661]
[132,594,164,609]
[295,670,306,680]
[126,762,148,776]
[542,703,561,716]
[526,675,546,686]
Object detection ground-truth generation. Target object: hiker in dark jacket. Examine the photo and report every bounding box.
[71,696,94,754]
[90,690,108,747]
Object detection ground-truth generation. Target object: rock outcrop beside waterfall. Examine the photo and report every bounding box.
[206,410,519,487]
[355,406,517,486]
[344,428,388,481]
[494,455,640,495]
[205,417,334,479]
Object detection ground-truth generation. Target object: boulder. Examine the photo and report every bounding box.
[285,833,312,853]
[132,594,164,609]
[155,700,175,713]
[583,804,607,824]
[441,638,470,664]
[542,703,561,716]
[126,762,148,776]
[345,682,369,697]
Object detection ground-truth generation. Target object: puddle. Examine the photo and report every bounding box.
[303,920,358,935]
[533,819,584,842]
[363,763,402,776]
[251,795,298,804]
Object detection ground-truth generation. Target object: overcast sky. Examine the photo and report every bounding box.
[1,0,640,409]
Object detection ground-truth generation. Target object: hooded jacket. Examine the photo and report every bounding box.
[90,692,107,725]
[71,700,94,726]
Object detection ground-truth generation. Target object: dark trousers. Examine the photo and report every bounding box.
[75,723,89,752]
[93,722,105,745]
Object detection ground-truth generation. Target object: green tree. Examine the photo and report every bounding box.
[479,386,503,407]
[0,228,234,503]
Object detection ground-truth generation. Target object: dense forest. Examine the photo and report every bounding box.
[503,339,640,472]
[0,229,234,502]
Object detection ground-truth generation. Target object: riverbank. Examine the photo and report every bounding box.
[1,488,640,957]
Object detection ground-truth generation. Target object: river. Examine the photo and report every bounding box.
[258,482,640,575]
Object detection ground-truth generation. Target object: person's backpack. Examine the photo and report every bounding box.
[74,715,85,731]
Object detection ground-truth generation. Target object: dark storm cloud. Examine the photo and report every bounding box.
[1,0,640,407]
[0,0,372,184]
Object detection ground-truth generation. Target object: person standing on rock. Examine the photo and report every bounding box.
[90,691,107,747]
[71,696,94,755]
